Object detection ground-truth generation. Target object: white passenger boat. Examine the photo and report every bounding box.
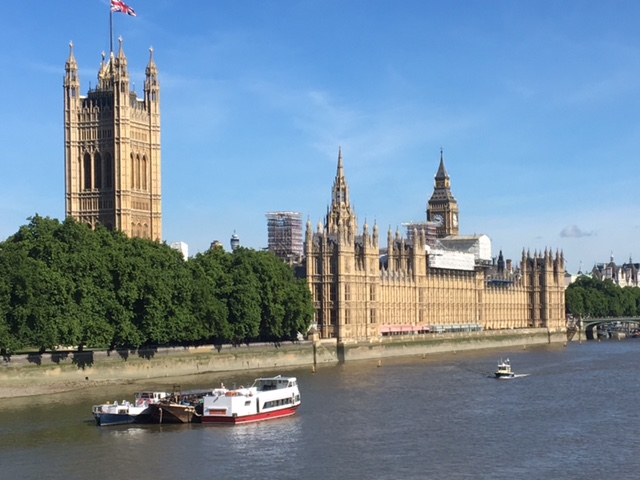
[494,358,516,379]
[92,391,169,426]
[200,375,301,424]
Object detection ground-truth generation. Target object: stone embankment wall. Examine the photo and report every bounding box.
[0,341,338,386]
[0,329,567,386]
[339,328,567,361]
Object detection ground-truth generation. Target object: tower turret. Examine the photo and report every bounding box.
[143,47,162,240]
[145,47,160,112]
[64,42,80,94]
[112,38,131,95]
[64,42,80,219]
[372,221,379,246]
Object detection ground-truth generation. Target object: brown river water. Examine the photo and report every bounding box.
[1,340,639,480]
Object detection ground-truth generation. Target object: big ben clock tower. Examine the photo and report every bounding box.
[427,149,459,238]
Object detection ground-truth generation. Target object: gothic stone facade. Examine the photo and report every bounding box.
[63,39,162,240]
[590,255,640,288]
[304,149,566,341]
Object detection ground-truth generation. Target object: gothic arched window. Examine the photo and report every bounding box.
[142,156,148,191]
[130,153,135,189]
[104,153,113,189]
[94,152,102,189]
[136,154,141,190]
[84,152,92,190]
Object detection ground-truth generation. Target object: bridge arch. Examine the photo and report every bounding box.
[581,317,640,340]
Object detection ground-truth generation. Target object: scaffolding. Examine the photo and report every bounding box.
[402,221,438,247]
[266,212,303,263]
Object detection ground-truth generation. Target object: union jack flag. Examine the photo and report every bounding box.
[111,0,137,17]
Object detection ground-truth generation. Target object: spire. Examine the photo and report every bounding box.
[148,46,157,67]
[145,47,160,106]
[332,146,348,205]
[65,42,77,71]
[114,36,128,78]
[497,249,505,273]
[435,147,449,181]
[117,36,125,58]
[326,147,356,236]
[146,47,158,79]
[99,51,107,77]
[363,219,370,244]
[64,42,79,83]
[64,42,80,94]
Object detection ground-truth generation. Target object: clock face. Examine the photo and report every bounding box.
[433,214,444,226]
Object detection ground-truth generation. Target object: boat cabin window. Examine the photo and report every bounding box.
[254,377,297,391]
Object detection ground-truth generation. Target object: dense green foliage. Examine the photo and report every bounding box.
[565,276,640,318]
[0,216,315,355]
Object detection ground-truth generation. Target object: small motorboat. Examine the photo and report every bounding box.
[92,391,169,426]
[494,358,515,379]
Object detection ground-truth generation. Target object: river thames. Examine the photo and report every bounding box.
[1,340,639,479]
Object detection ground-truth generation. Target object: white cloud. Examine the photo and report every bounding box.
[560,225,594,238]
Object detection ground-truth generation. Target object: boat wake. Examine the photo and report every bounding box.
[488,373,529,379]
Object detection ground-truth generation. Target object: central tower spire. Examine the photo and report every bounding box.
[326,147,357,238]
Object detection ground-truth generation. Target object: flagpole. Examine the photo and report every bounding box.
[109,7,114,53]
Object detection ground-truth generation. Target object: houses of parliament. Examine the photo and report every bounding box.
[63,42,566,343]
[303,149,566,341]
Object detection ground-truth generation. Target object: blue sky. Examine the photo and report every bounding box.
[1,0,639,273]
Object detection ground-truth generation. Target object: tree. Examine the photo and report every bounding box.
[565,276,640,319]
[0,215,317,351]
[281,278,315,339]
[226,249,262,343]
[189,248,231,342]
